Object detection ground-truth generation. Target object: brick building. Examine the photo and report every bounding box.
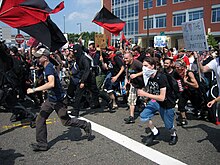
[103,0,220,49]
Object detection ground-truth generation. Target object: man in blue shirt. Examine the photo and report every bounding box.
[27,48,92,151]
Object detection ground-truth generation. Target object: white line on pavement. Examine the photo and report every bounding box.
[80,117,187,165]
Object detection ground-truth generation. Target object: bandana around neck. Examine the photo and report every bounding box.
[142,66,157,86]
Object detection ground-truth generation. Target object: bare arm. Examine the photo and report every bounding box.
[27,75,55,94]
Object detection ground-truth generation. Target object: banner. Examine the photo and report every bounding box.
[182,18,208,51]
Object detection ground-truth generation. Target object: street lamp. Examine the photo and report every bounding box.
[63,15,66,33]
[77,23,82,34]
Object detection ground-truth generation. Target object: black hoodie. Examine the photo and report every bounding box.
[73,44,92,83]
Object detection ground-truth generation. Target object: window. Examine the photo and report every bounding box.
[128,4,135,17]
[173,0,185,3]
[121,6,127,19]
[135,19,138,34]
[135,2,139,16]
[173,13,186,26]
[212,7,220,23]
[189,10,203,21]
[156,16,166,28]
[144,0,153,9]
[144,17,153,29]
[156,0,166,7]
[114,7,120,17]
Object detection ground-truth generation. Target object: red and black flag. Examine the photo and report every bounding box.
[0,0,67,51]
[92,6,125,36]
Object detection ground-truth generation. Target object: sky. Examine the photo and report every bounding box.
[0,0,102,34]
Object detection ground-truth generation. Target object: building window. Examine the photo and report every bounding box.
[121,0,127,4]
[156,16,166,28]
[135,2,138,16]
[212,7,220,23]
[189,10,203,21]
[156,0,166,7]
[114,7,120,17]
[128,4,135,17]
[144,0,153,9]
[144,17,153,29]
[135,19,138,34]
[173,13,186,26]
[173,0,185,3]
[121,6,127,19]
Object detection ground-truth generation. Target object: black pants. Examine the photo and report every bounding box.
[73,77,100,112]
[36,98,87,147]
[178,89,202,113]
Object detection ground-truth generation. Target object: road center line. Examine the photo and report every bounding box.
[80,117,187,165]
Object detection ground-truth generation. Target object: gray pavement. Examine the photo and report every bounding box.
[0,104,220,165]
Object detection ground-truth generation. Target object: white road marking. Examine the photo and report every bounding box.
[80,117,187,165]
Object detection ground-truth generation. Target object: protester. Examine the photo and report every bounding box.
[137,56,178,146]
[27,48,92,151]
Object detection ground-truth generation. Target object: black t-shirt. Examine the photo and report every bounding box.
[127,60,144,89]
[147,72,175,108]
[109,56,125,81]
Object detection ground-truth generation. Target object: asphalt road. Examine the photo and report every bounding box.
[1,102,220,165]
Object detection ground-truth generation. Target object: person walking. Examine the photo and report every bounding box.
[27,48,92,151]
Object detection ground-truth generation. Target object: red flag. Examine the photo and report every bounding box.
[92,6,125,36]
[120,32,126,42]
[27,37,39,47]
[0,0,66,51]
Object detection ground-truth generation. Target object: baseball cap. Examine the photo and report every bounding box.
[33,48,50,58]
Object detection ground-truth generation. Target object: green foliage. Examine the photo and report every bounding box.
[207,34,218,49]
[67,31,100,47]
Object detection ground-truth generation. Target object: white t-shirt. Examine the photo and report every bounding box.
[207,57,220,96]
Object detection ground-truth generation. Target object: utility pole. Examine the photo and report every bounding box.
[63,15,66,33]
[146,0,150,48]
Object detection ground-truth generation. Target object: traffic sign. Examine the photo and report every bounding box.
[15,34,25,44]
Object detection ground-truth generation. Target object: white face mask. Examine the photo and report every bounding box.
[142,66,157,86]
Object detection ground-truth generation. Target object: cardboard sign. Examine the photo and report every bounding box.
[182,18,208,51]
[95,34,106,48]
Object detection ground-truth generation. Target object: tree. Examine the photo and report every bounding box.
[207,34,218,49]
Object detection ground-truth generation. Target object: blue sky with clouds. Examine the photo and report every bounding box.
[0,0,102,34]
[48,0,102,33]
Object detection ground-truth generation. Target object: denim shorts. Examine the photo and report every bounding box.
[140,100,175,130]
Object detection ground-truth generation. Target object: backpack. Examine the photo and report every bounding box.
[157,72,179,108]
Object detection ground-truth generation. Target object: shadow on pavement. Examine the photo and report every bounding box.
[0,148,24,165]
[184,124,220,152]
[48,127,95,148]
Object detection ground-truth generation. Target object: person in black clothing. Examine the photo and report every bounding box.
[27,48,92,151]
[70,44,101,117]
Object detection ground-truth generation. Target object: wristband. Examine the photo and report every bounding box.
[32,88,36,92]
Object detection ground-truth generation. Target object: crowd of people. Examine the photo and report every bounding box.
[0,38,220,151]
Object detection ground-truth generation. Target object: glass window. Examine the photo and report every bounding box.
[121,6,127,19]
[156,0,167,7]
[144,18,153,29]
[128,4,135,17]
[135,3,139,16]
[173,0,185,3]
[189,10,203,21]
[212,7,220,23]
[135,19,138,34]
[112,0,114,6]
[173,13,186,26]
[144,0,153,9]
[156,16,166,28]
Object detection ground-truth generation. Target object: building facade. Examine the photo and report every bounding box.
[103,0,220,49]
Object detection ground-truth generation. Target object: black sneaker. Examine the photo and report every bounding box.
[30,143,48,151]
[145,132,160,146]
[68,110,79,118]
[124,116,135,124]
[107,100,116,113]
[84,122,92,141]
[169,135,178,145]
[177,118,188,126]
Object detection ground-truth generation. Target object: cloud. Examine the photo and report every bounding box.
[67,12,89,21]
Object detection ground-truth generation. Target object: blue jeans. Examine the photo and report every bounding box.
[140,100,175,130]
